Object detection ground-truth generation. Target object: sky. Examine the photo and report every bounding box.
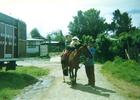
[0,0,140,37]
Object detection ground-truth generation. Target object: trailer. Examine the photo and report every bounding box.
[0,12,26,71]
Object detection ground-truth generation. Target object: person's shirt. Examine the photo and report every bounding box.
[84,47,96,66]
[88,47,96,57]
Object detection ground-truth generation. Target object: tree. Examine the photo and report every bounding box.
[47,30,65,43]
[46,34,51,42]
[109,9,133,35]
[84,9,106,38]
[95,33,113,62]
[82,35,94,44]
[68,8,106,39]
[46,30,65,52]
[30,28,45,39]
[118,30,140,60]
[68,10,86,37]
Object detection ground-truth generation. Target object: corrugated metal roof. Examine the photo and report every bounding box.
[27,38,44,41]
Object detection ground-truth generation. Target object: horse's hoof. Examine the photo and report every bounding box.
[90,85,95,87]
[71,82,77,86]
[71,84,77,88]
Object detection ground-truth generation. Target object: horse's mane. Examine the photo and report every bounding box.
[70,44,88,58]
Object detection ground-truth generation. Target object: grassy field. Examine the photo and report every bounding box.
[101,57,140,99]
[0,66,49,100]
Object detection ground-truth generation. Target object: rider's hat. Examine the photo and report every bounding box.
[72,36,79,41]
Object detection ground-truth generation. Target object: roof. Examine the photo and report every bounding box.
[41,41,59,45]
[27,38,44,41]
[45,41,59,43]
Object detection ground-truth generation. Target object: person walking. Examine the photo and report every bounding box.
[84,42,96,87]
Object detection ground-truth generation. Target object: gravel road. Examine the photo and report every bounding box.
[14,56,128,100]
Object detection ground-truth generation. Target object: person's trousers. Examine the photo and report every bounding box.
[85,64,95,85]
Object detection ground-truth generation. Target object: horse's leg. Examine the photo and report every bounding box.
[74,68,78,84]
[69,67,74,85]
[71,69,75,85]
[61,63,65,82]
[63,76,65,82]
[69,67,72,82]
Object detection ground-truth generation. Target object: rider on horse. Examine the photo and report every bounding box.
[61,36,81,77]
[64,36,81,57]
[69,36,80,49]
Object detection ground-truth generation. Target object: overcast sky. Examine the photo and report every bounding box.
[0,0,140,37]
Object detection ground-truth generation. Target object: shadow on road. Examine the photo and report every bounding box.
[0,72,38,89]
[70,83,116,97]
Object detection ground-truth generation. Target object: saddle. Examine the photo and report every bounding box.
[62,49,80,69]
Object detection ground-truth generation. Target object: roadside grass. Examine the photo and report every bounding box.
[0,66,49,100]
[101,57,140,99]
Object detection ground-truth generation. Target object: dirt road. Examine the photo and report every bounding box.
[15,56,128,100]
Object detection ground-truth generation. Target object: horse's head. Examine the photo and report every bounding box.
[78,44,93,58]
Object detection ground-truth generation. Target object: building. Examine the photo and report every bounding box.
[26,37,64,57]
[26,38,43,56]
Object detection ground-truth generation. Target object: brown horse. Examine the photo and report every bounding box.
[61,45,92,85]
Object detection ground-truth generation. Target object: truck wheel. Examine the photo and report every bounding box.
[5,61,17,71]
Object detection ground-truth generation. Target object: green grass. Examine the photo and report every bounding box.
[0,66,49,100]
[102,57,140,86]
[101,57,140,98]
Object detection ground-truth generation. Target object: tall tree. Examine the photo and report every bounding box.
[68,8,106,39]
[30,28,45,39]
[68,10,86,37]
[46,30,65,42]
[109,9,133,35]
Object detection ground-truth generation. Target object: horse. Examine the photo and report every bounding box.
[61,45,92,85]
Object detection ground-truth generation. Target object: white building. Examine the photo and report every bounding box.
[26,36,62,57]
[26,38,44,56]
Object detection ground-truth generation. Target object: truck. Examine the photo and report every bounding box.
[0,12,26,71]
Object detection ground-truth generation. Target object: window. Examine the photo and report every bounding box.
[28,41,36,48]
